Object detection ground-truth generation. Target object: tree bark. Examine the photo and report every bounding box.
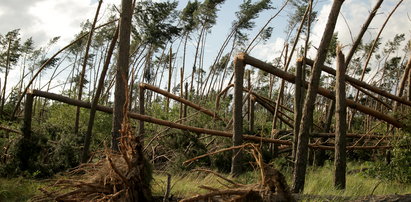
[315,99,335,166]
[166,46,173,113]
[394,55,411,110]
[112,0,132,151]
[344,0,384,66]
[293,59,303,159]
[247,70,252,131]
[231,53,246,176]
[243,54,403,128]
[139,85,145,138]
[409,67,411,101]
[304,58,411,107]
[12,20,116,118]
[0,39,11,116]
[334,46,347,189]
[292,0,344,193]
[180,68,184,119]
[74,0,103,136]
[81,25,119,163]
[140,83,223,121]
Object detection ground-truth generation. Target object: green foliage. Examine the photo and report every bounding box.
[160,130,211,173]
[133,0,181,48]
[234,0,273,46]
[0,29,21,69]
[287,0,317,34]
[194,0,226,29]
[181,0,200,33]
[325,32,339,64]
[0,132,51,178]
[366,131,411,183]
[0,103,112,178]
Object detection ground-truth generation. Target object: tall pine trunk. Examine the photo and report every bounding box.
[81,25,119,163]
[112,0,132,151]
[74,0,103,135]
[334,45,347,189]
[292,0,344,193]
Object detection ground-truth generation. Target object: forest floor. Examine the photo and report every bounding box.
[1,162,410,201]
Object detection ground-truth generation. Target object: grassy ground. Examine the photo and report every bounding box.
[151,162,411,199]
[1,163,410,201]
[0,177,48,202]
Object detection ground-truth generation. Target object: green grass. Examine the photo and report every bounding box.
[303,163,411,197]
[151,172,230,197]
[2,162,410,201]
[152,162,411,198]
[0,177,47,202]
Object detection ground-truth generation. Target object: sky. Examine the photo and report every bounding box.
[0,0,410,96]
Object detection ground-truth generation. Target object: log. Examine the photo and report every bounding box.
[303,58,411,107]
[240,54,403,128]
[0,125,21,134]
[251,95,293,128]
[310,133,391,139]
[140,83,224,121]
[22,92,34,138]
[28,90,291,145]
[26,90,393,151]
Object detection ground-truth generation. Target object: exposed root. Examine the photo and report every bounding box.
[182,143,295,202]
[33,100,152,201]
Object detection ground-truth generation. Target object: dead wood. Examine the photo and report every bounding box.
[242,54,403,128]
[0,125,21,134]
[303,58,411,108]
[26,90,393,152]
[140,83,224,122]
[12,19,117,119]
[181,143,295,202]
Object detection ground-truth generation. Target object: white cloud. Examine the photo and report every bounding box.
[250,37,286,63]
[0,0,120,47]
[312,0,411,53]
[0,0,120,95]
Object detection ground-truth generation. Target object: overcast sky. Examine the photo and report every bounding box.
[0,0,410,95]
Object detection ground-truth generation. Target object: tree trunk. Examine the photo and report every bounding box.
[74,0,103,136]
[394,55,411,110]
[244,54,402,128]
[292,0,344,193]
[293,59,303,159]
[81,25,119,163]
[314,99,335,166]
[409,67,411,101]
[112,0,132,151]
[189,27,205,94]
[344,0,383,66]
[166,47,173,113]
[12,20,116,119]
[334,46,347,189]
[231,53,246,176]
[349,0,403,130]
[184,82,188,118]
[139,86,145,138]
[0,39,11,116]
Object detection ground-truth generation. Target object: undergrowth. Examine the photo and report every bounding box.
[2,161,411,201]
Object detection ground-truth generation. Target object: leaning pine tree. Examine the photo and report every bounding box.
[36,0,153,200]
[292,0,345,193]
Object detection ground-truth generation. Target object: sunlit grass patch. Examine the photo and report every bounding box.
[303,162,411,197]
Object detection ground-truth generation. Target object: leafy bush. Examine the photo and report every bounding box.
[366,131,411,183]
